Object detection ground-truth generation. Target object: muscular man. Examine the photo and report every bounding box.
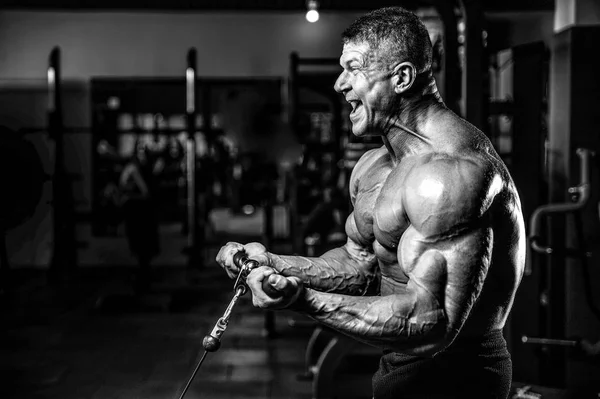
[217,7,525,398]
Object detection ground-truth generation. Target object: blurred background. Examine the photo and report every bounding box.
[0,0,599,398]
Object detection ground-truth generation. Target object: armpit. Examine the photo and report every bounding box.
[344,236,376,263]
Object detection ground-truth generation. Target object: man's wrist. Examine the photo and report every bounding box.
[288,286,308,312]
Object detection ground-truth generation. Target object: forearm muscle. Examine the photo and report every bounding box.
[270,245,378,295]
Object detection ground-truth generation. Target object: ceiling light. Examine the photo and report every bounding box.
[306,0,319,23]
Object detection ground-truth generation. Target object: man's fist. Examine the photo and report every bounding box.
[215,241,271,279]
[247,266,304,310]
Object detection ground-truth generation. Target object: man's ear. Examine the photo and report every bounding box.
[392,62,417,94]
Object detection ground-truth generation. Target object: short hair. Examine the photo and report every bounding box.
[342,7,433,74]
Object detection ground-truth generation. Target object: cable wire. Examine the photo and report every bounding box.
[177,350,209,399]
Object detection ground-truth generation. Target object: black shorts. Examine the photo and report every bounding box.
[372,330,512,399]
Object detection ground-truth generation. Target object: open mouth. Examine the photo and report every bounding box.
[348,100,363,116]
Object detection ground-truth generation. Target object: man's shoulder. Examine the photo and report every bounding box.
[400,153,501,235]
[354,145,388,169]
[350,145,390,182]
[404,152,489,183]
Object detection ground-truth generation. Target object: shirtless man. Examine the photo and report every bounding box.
[217,7,525,398]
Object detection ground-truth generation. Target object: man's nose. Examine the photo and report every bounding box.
[334,70,349,93]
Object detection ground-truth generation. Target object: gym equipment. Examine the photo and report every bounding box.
[526,147,600,386]
[0,126,46,295]
[522,336,580,348]
[46,47,86,283]
[1,47,91,285]
[288,52,345,254]
[529,148,600,321]
[529,148,593,257]
[0,127,46,232]
[297,325,379,399]
[176,250,281,399]
[522,335,600,362]
[185,48,201,267]
[298,325,337,379]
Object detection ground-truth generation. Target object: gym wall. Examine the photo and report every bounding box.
[0,11,365,79]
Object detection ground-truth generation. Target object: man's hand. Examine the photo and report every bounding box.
[247,266,304,310]
[215,241,271,279]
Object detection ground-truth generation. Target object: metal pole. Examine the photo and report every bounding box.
[186,48,198,265]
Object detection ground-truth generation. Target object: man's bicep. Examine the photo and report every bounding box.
[448,229,492,332]
[410,227,492,337]
[400,157,495,338]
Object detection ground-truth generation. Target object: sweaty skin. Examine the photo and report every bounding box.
[217,40,525,357]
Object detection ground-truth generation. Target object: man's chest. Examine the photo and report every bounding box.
[352,167,412,286]
[352,163,411,250]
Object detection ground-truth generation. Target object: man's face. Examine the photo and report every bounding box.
[334,40,396,137]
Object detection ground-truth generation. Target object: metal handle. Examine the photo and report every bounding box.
[231,251,258,293]
[233,251,282,297]
[202,250,280,353]
[529,148,595,259]
[200,252,252,353]
[521,335,579,347]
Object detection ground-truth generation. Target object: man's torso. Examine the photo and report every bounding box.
[346,139,525,338]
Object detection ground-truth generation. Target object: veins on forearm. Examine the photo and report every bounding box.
[300,289,446,352]
[270,248,378,296]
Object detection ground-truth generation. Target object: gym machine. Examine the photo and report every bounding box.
[0,126,46,295]
[0,47,96,287]
[91,47,208,309]
[184,47,202,267]
[523,147,600,390]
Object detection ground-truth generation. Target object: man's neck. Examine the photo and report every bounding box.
[382,77,444,163]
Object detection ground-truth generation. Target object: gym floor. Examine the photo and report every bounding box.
[0,246,319,399]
